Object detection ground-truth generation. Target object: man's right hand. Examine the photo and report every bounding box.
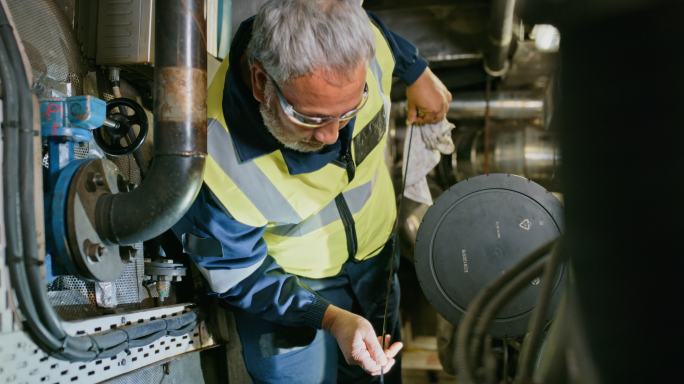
[321,305,403,376]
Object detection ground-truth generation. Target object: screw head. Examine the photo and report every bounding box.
[86,172,106,191]
[84,239,106,262]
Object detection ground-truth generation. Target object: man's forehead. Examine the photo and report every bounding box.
[285,65,366,89]
[280,66,367,115]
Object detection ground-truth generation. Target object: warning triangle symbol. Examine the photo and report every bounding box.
[519,219,531,231]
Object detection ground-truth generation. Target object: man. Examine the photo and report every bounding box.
[173,0,451,382]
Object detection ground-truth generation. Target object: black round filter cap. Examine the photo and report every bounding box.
[414,174,564,337]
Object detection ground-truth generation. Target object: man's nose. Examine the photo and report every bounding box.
[313,121,342,145]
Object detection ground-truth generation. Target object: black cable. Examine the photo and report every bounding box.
[126,319,168,340]
[0,7,96,360]
[1,4,199,361]
[379,121,416,383]
[167,322,196,337]
[470,259,547,369]
[129,330,169,348]
[455,239,557,383]
[164,312,198,330]
[94,343,129,359]
[515,242,565,384]
[0,20,77,358]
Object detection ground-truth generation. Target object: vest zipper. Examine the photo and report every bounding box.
[337,146,357,260]
[343,146,356,182]
[335,194,357,260]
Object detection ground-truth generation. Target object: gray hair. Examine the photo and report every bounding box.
[247,0,376,85]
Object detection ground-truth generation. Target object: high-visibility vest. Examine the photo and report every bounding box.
[205,23,396,279]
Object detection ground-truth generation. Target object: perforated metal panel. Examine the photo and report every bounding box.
[0,305,214,384]
[6,0,85,96]
[48,246,146,320]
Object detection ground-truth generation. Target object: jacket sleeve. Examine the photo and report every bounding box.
[172,186,330,328]
[367,12,429,85]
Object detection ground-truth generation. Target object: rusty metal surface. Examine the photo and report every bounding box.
[156,68,207,124]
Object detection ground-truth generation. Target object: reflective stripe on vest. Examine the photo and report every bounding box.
[205,22,396,278]
[207,119,302,225]
[268,176,375,237]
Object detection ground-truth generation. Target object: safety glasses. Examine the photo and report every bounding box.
[269,75,369,128]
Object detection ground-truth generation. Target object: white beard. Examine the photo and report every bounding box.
[259,80,325,153]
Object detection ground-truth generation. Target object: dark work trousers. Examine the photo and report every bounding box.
[233,241,402,384]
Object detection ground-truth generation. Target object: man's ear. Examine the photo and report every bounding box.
[250,61,268,103]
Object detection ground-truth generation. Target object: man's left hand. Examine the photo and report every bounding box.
[405,67,452,125]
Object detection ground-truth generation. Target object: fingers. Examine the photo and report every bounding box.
[386,341,403,359]
[366,337,404,376]
[406,100,417,125]
[356,351,382,373]
[377,335,386,349]
[369,358,396,376]
[412,110,440,125]
[409,101,450,125]
[377,336,404,358]
[364,333,388,367]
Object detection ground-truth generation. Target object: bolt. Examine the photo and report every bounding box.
[157,281,171,302]
[86,172,106,191]
[92,172,105,187]
[84,239,107,262]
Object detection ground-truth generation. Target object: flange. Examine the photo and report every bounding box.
[65,159,128,281]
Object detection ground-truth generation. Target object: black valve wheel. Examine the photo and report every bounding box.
[94,97,149,156]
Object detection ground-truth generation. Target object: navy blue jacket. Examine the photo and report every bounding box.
[172,13,427,329]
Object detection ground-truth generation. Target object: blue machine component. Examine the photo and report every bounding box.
[48,159,88,277]
[40,95,107,139]
[41,95,108,280]
[41,96,107,186]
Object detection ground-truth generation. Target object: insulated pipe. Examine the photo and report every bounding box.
[97,0,207,244]
[484,0,517,76]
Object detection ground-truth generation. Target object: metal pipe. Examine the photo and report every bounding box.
[484,0,517,76]
[394,91,544,120]
[449,91,543,120]
[97,0,207,244]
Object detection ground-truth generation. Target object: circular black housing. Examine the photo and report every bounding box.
[415,174,564,337]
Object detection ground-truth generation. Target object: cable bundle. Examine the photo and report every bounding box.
[455,239,563,384]
[1,4,197,362]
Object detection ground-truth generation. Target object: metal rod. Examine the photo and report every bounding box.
[393,91,544,121]
[484,0,517,77]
